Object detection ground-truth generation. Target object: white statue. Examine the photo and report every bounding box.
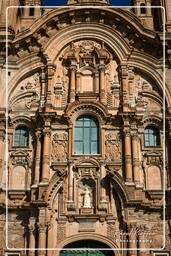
[82,187,91,208]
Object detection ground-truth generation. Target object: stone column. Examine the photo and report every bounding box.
[70,65,77,103]
[40,67,46,108]
[128,225,137,256]
[100,163,106,201]
[38,224,47,256]
[68,164,73,201]
[76,72,81,93]
[120,65,129,112]
[46,64,56,111]
[41,129,51,183]
[94,70,99,93]
[34,130,42,184]
[138,226,146,255]
[132,133,140,185]
[28,224,36,256]
[124,131,133,183]
[0,130,4,186]
[99,64,105,103]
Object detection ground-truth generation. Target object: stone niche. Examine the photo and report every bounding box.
[9,165,26,190]
[146,165,162,190]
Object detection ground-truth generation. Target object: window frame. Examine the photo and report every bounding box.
[13,125,30,148]
[73,115,100,155]
[144,125,160,147]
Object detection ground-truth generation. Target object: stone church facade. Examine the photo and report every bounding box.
[0,0,171,255]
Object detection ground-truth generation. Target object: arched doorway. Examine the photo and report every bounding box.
[60,240,115,256]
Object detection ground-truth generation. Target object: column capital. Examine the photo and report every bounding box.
[37,223,47,233]
[70,64,77,72]
[43,128,51,137]
[98,64,105,71]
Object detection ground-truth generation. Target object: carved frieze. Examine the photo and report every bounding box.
[51,132,68,162]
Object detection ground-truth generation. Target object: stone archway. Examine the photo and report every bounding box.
[60,240,115,256]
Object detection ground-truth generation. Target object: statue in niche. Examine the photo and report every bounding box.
[82,187,92,208]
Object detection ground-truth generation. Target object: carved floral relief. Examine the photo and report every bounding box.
[105,132,121,161]
[51,132,68,162]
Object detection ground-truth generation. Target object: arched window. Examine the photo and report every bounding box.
[140,3,146,14]
[144,126,160,147]
[14,126,29,147]
[74,116,99,154]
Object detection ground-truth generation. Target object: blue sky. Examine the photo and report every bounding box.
[44,0,131,6]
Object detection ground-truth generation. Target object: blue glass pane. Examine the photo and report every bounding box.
[84,127,90,142]
[75,142,83,154]
[84,120,91,126]
[84,141,90,154]
[91,142,98,154]
[76,120,83,127]
[91,127,98,140]
[75,127,83,140]
[90,119,97,127]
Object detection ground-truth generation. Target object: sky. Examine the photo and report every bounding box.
[44,0,131,6]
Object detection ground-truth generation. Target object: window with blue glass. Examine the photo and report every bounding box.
[144,126,160,147]
[14,126,29,147]
[74,116,99,154]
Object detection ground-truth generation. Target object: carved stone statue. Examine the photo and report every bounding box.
[82,187,91,208]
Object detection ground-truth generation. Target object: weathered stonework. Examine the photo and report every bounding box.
[0,0,171,255]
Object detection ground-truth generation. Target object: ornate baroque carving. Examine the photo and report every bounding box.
[51,132,68,162]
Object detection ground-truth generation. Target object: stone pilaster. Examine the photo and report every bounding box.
[41,128,51,183]
[28,224,36,256]
[68,163,73,201]
[120,65,129,112]
[99,64,105,103]
[76,72,81,93]
[94,70,99,93]
[70,65,77,103]
[100,163,107,202]
[40,67,46,108]
[132,133,140,186]
[0,130,5,187]
[124,130,133,183]
[37,223,47,256]
[128,224,137,256]
[46,63,56,110]
[34,130,42,185]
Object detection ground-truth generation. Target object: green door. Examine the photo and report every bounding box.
[60,240,114,256]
